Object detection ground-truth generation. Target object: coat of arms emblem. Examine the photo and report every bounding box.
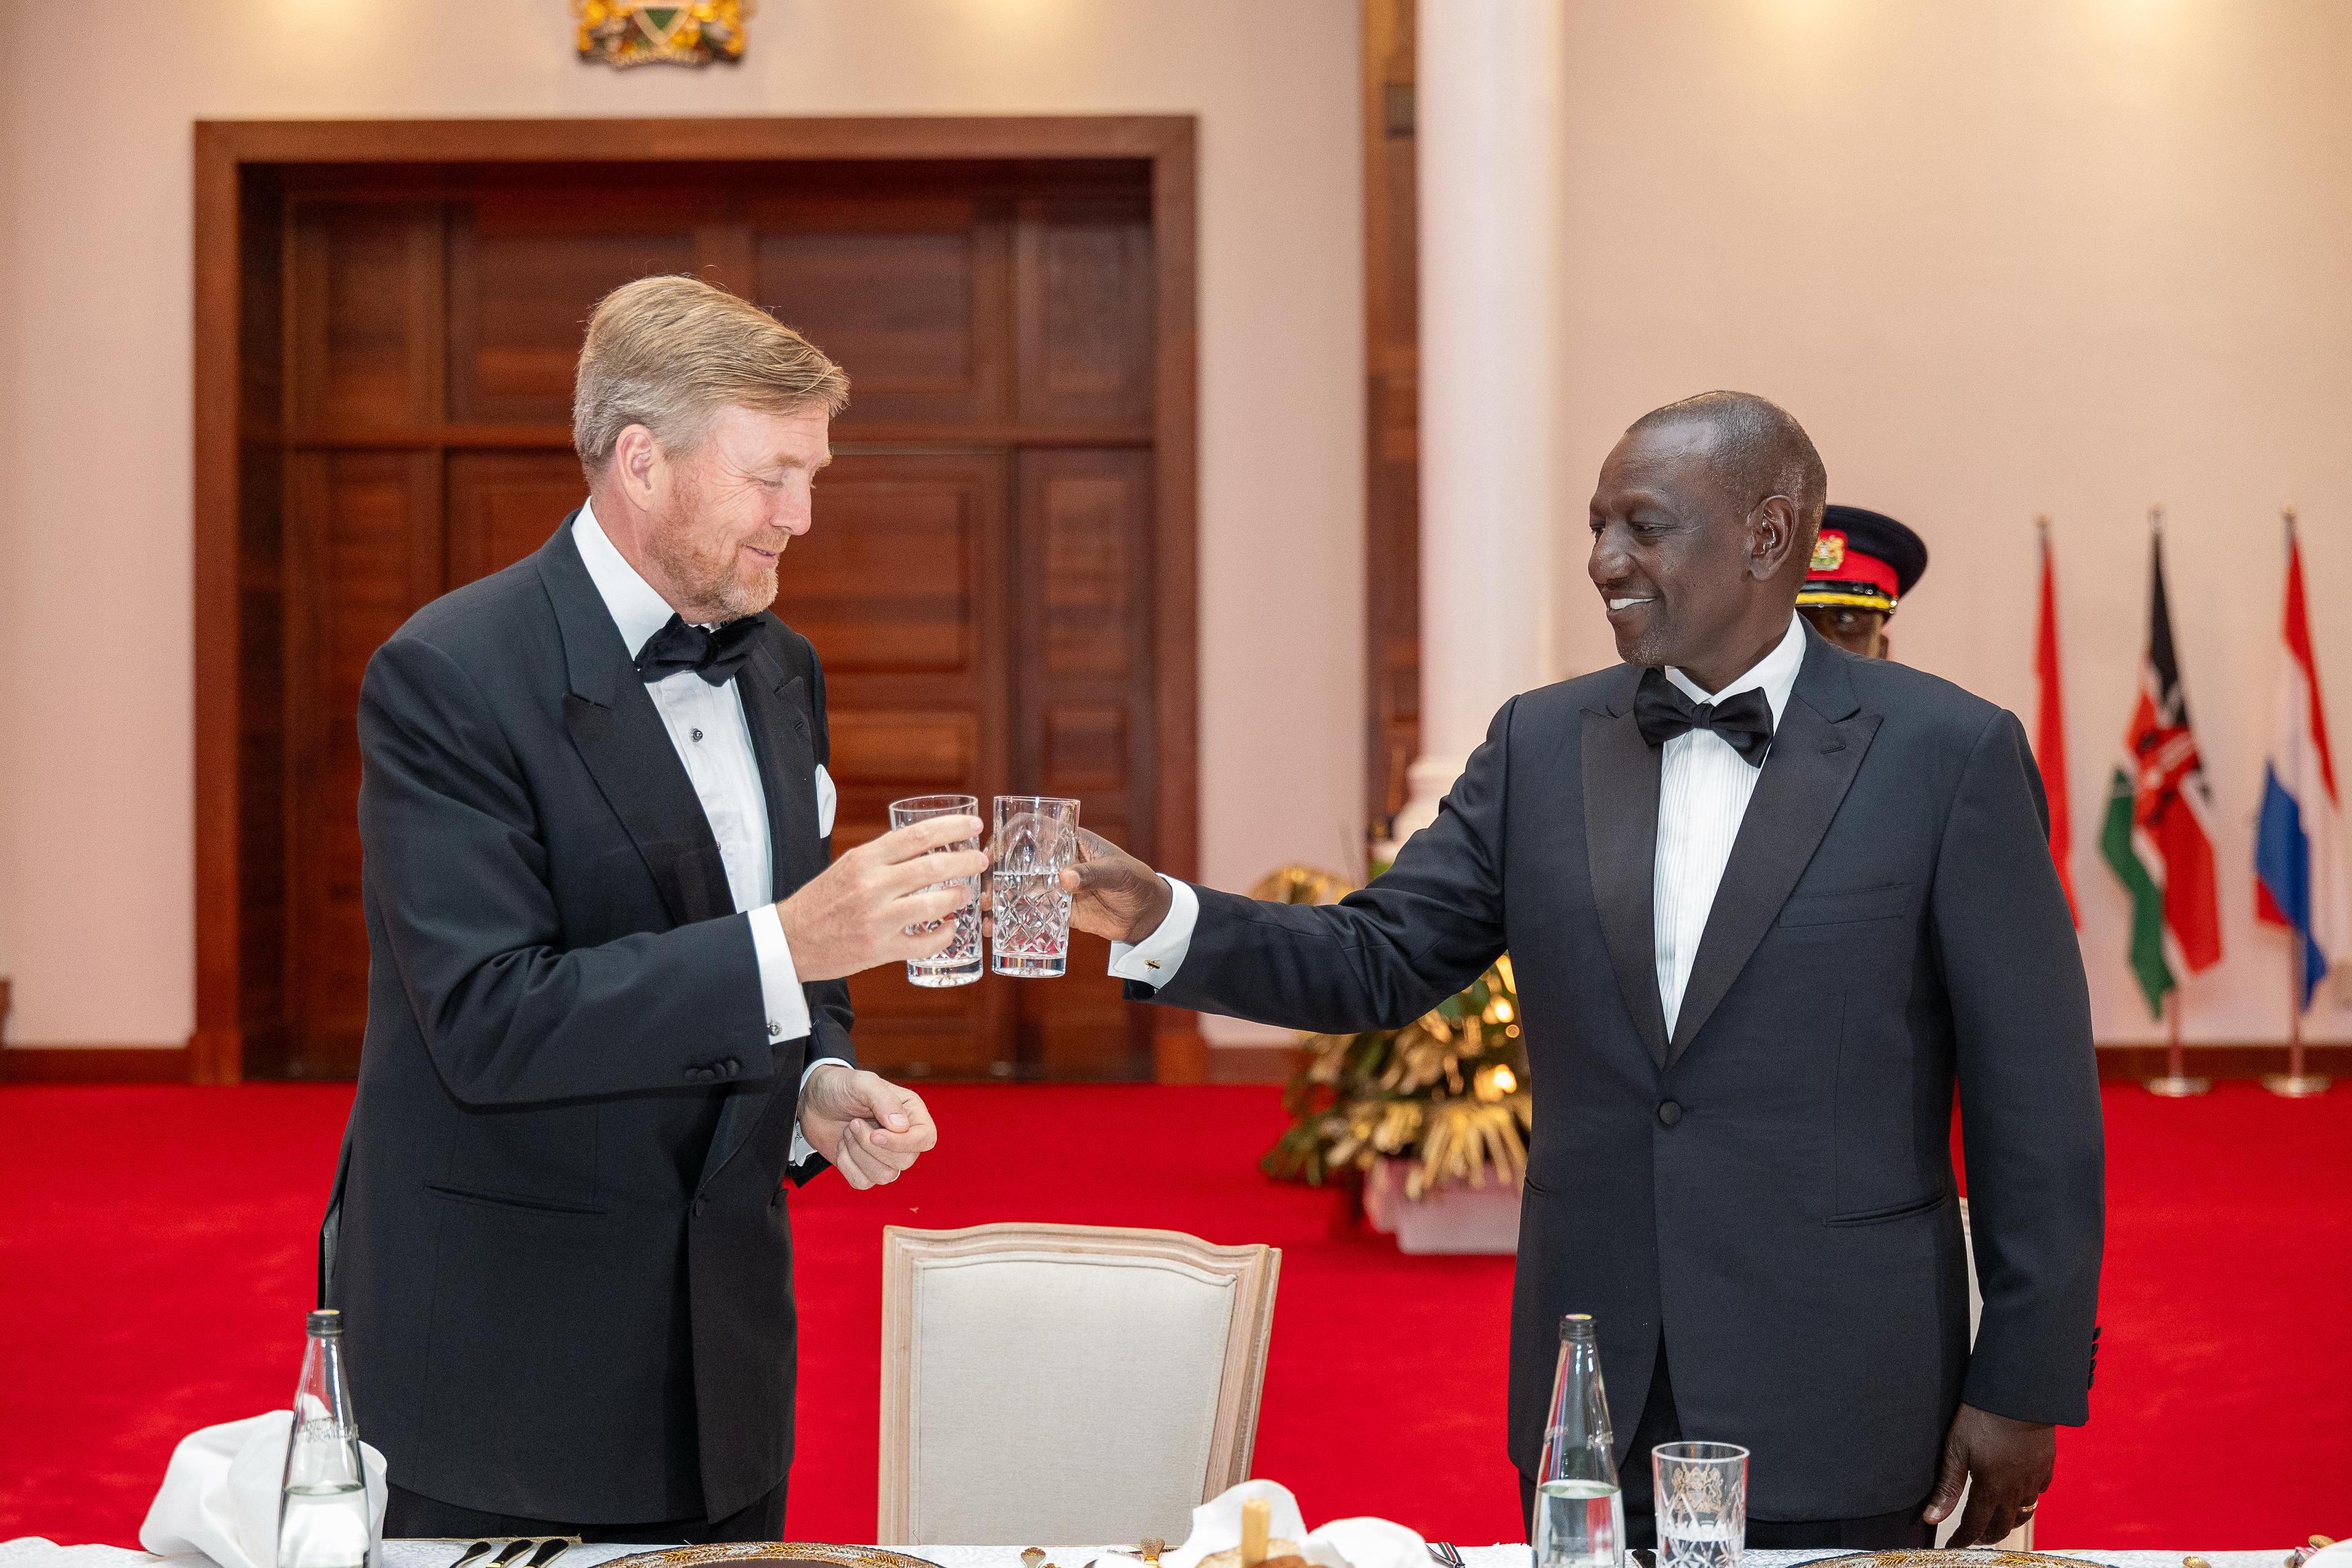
[575,2,753,67]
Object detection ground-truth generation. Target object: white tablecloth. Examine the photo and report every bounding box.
[0,1540,2299,1568]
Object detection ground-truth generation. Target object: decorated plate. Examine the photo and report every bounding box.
[602,1548,943,1568]
[1804,1553,2097,1568]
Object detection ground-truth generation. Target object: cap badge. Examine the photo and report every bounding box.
[1810,532,1847,573]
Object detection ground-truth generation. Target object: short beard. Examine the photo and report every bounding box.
[644,469,779,623]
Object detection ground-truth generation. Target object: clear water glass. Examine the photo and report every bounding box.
[990,795,1080,977]
[1653,1441,1747,1568]
[889,794,982,987]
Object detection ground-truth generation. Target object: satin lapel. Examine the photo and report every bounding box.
[1667,638,1881,1064]
[538,520,735,928]
[736,633,819,895]
[1582,677,1671,1071]
[696,630,817,1196]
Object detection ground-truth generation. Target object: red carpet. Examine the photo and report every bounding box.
[1,1082,2345,1550]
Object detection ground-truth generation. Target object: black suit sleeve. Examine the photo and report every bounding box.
[1934,709,2105,1425]
[803,643,855,1069]
[358,635,778,1107]
[1134,698,1515,1033]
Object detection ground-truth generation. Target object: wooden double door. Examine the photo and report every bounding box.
[250,159,1169,1081]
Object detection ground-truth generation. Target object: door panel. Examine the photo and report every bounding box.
[1015,196,1153,429]
[446,450,586,582]
[752,194,1012,429]
[282,450,441,1076]
[1013,448,1156,1078]
[287,202,444,433]
[777,451,1014,1077]
[447,195,701,426]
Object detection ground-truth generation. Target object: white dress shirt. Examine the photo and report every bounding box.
[1652,612,1806,1035]
[1109,615,1812,1039]
[574,504,848,1140]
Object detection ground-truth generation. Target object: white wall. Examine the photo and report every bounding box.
[1548,0,2352,1045]
[0,0,1365,1047]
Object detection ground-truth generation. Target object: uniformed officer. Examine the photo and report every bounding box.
[1797,503,1928,659]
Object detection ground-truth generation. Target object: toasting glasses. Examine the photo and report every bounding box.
[888,794,984,987]
[989,795,1080,978]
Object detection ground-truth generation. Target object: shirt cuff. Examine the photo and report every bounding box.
[1108,875,1198,986]
[790,1057,851,1168]
[747,903,813,1051]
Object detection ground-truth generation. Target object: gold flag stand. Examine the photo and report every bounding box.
[2145,990,2209,1097]
[2263,934,2333,1097]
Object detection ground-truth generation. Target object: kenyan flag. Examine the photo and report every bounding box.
[2101,524,2223,1017]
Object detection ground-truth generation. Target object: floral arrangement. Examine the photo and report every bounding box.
[1253,865,1531,1200]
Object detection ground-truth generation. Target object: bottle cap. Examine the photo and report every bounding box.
[1559,1313,1596,1340]
[307,1309,344,1336]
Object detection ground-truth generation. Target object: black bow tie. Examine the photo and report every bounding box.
[633,613,764,687]
[1633,666,1776,764]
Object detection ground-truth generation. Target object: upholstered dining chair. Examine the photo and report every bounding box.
[1950,1198,2034,1551]
[878,1222,1282,1546]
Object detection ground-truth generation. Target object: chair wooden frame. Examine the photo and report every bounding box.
[879,1221,1281,1544]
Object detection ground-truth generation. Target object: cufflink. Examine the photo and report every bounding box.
[1146,960,1161,970]
[767,1021,782,1038]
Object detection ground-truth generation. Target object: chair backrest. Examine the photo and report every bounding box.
[880,1222,1281,1545]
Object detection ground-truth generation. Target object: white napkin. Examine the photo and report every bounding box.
[1166,1481,1428,1568]
[138,1411,388,1568]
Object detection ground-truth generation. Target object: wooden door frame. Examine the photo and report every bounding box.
[190,116,1200,1084]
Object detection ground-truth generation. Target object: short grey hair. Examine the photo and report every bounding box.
[571,274,848,478]
[1627,390,1827,534]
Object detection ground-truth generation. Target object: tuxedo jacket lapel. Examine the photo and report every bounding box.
[538,521,737,929]
[1583,674,1672,1071]
[736,636,820,895]
[1668,636,1882,1064]
[696,632,820,1195]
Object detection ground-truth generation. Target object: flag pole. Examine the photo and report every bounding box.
[2142,505,2212,1097]
[2147,987,2209,1096]
[2263,506,2334,1098]
[2260,929,2331,1096]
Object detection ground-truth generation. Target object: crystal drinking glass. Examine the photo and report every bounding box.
[989,796,1080,977]
[889,794,982,987]
[1652,1442,1747,1568]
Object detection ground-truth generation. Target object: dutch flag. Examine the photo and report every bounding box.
[2253,518,2350,1009]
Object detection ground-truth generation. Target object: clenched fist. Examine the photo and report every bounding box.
[777,815,986,982]
[797,1064,937,1189]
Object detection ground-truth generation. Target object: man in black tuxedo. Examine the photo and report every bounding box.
[322,276,987,1540]
[1063,393,2103,1548]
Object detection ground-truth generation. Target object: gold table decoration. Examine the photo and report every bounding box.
[1804,1554,2099,1568]
[600,1549,941,1568]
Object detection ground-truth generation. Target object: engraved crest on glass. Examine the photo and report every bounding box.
[1651,1441,1748,1568]
[989,796,1080,978]
[889,794,982,987]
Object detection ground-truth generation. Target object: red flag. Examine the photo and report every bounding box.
[2033,521,2079,924]
[2100,521,2223,1012]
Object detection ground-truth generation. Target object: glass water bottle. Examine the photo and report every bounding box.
[277,1309,375,1568]
[1531,1314,1625,1568]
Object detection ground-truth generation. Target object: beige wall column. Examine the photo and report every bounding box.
[1389,0,1570,850]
